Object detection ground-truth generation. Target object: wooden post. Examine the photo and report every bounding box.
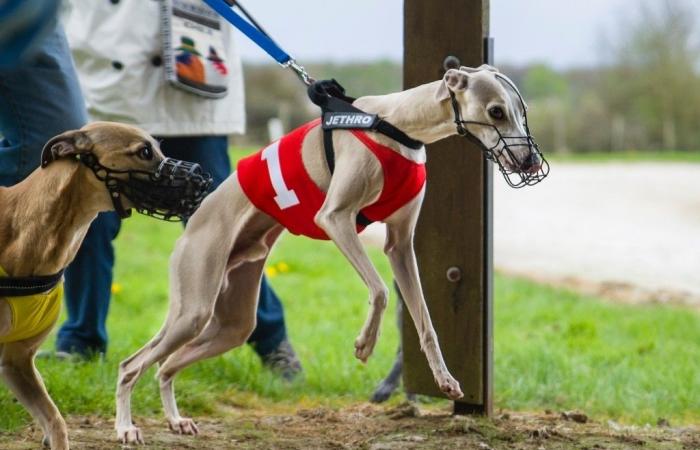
[402,0,493,415]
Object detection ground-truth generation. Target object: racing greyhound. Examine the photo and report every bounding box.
[115,65,546,444]
[0,122,209,449]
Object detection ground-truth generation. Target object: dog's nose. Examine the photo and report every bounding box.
[521,152,542,173]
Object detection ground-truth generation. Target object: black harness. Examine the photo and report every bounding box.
[0,269,64,297]
[307,79,424,227]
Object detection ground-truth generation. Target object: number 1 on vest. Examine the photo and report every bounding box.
[261,142,300,210]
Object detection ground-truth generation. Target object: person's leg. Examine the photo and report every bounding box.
[157,136,298,376]
[0,22,87,185]
[0,21,120,358]
[246,276,287,355]
[56,211,121,356]
[157,135,231,188]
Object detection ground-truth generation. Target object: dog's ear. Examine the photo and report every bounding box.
[435,68,470,102]
[41,130,93,168]
[460,64,499,73]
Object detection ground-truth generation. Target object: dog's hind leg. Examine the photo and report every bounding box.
[115,186,246,445]
[384,192,463,400]
[0,333,68,450]
[156,228,281,435]
[115,234,225,444]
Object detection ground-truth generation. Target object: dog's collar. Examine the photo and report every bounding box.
[0,267,65,297]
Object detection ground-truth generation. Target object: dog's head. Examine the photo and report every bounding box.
[436,65,547,184]
[41,122,212,221]
[41,121,165,174]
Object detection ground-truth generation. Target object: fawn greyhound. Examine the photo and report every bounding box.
[115,65,547,444]
[0,122,209,450]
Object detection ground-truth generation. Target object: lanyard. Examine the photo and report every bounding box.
[201,0,313,85]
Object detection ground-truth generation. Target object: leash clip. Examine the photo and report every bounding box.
[282,59,314,86]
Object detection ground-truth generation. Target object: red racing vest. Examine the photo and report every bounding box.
[237,118,426,240]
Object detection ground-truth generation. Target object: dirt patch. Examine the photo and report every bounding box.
[500,268,700,310]
[1,403,698,450]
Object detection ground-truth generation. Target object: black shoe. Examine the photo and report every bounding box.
[260,339,303,381]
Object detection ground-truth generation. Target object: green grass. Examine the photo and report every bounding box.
[496,278,700,423]
[548,150,700,163]
[1,213,699,431]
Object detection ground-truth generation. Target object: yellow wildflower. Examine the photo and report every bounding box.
[111,283,123,295]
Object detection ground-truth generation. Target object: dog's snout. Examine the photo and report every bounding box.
[520,152,542,173]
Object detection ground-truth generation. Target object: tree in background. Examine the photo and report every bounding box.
[239,0,700,154]
[520,64,572,153]
[239,61,401,146]
[601,0,700,151]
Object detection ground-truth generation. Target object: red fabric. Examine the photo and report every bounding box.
[237,119,426,240]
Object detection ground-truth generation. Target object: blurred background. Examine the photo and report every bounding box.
[235,0,700,155]
[233,0,700,304]
[226,0,700,425]
[1,0,699,435]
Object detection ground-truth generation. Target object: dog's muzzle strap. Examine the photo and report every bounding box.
[77,154,213,222]
[0,269,64,297]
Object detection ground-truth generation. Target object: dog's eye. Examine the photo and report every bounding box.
[488,106,505,120]
[138,145,153,160]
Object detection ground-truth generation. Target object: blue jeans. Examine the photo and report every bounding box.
[0,23,87,185]
[0,23,288,357]
[57,136,289,356]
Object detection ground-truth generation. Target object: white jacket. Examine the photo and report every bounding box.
[64,0,245,136]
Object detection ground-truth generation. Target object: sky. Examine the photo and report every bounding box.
[232,0,698,68]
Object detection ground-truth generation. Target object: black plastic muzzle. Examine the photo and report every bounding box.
[80,154,213,221]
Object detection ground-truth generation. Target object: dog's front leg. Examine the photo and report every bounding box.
[0,336,69,449]
[315,160,388,362]
[384,193,463,400]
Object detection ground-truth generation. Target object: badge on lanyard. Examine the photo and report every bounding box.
[160,0,230,98]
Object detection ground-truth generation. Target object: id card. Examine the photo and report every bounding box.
[161,0,229,98]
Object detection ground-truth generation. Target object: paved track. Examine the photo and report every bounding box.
[362,162,700,301]
[495,162,700,298]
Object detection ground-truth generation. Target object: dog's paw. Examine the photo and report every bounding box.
[168,417,199,436]
[354,334,377,363]
[117,425,145,445]
[437,375,463,400]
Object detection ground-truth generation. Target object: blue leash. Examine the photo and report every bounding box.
[201,0,313,85]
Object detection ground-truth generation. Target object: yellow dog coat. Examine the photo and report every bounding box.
[0,266,63,344]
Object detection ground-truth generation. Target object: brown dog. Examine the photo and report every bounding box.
[0,122,199,450]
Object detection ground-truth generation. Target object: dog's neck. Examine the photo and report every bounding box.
[353,80,457,145]
[0,161,110,277]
